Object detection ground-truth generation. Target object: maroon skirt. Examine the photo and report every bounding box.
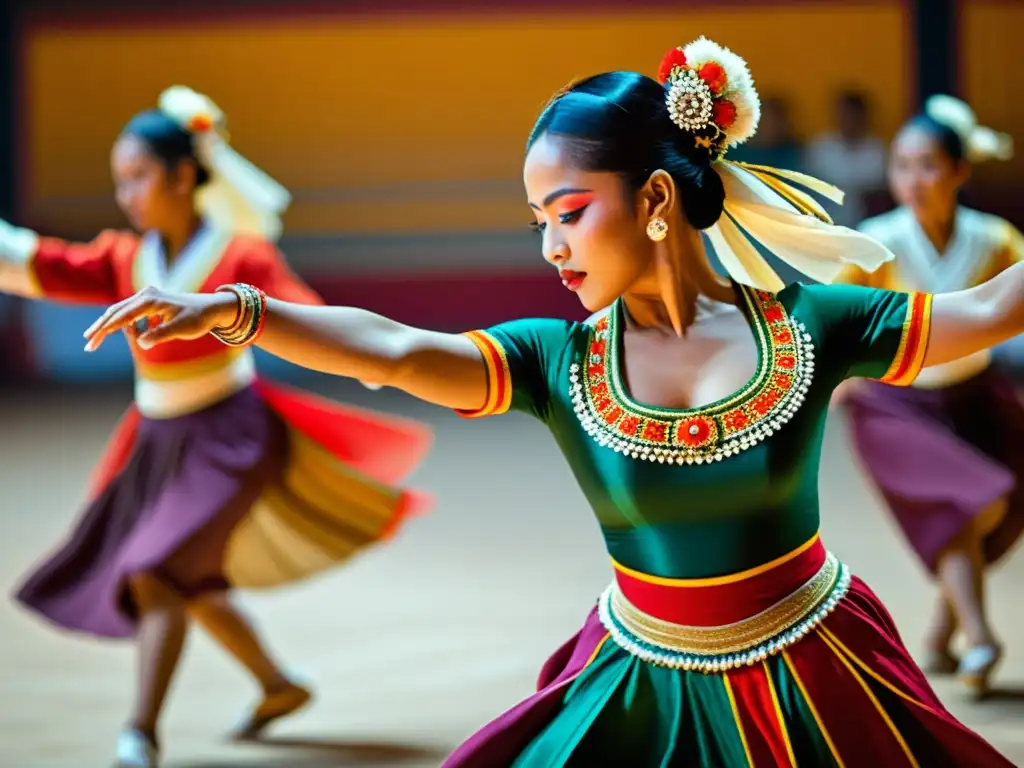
[845,368,1024,572]
[14,384,432,639]
[442,572,1011,766]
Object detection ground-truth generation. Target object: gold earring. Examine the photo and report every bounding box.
[646,217,668,242]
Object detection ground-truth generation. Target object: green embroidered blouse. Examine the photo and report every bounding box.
[461,283,932,579]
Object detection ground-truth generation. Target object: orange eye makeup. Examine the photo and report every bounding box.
[554,192,594,215]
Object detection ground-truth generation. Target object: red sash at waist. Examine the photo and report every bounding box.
[611,534,826,628]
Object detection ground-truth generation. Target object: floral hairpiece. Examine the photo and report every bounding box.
[158,86,226,137]
[151,85,290,241]
[657,37,761,160]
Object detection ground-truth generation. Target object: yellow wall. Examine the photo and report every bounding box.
[961,1,1024,182]
[22,4,909,235]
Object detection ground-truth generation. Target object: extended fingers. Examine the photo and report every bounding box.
[84,292,173,351]
[85,287,162,338]
[84,294,136,339]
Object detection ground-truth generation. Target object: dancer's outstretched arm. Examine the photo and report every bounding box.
[83,285,488,411]
[83,260,1024,412]
[925,260,1024,367]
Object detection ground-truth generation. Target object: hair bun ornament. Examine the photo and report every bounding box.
[158,86,226,137]
[155,85,290,241]
[924,94,1013,163]
[657,37,761,160]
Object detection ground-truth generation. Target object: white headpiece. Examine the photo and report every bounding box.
[157,86,291,241]
[657,37,894,292]
[924,95,1013,163]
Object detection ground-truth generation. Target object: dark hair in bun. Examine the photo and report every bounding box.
[528,71,725,230]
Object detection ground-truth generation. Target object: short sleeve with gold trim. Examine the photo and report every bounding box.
[790,283,932,386]
[457,317,578,421]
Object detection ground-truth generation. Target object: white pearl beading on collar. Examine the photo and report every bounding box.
[569,319,816,465]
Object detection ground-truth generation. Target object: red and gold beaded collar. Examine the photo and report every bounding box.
[569,285,814,464]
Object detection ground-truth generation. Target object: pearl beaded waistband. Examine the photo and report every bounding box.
[597,551,850,674]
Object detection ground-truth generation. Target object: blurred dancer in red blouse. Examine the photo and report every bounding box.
[0,86,432,767]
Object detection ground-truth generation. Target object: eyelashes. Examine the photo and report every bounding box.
[560,205,588,224]
[528,204,590,235]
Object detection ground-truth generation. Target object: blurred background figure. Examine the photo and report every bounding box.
[728,94,804,171]
[804,90,888,227]
[835,95,1021,700]
[0,86,433,768]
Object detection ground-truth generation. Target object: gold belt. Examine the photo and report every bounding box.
[597,552,850,673]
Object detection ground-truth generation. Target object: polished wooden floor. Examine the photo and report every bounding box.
[0,383,1021,767]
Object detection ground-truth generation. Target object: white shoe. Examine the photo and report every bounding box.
[114,729,159,768]
[957,644,1002,698]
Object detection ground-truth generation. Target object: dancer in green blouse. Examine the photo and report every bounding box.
[83,37,1016,767]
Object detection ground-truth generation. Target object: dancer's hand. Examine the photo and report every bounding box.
[84,286,238,351]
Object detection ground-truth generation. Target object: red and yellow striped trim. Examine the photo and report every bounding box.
[784,628,940,766]
[817,626,937,717]
[457,330,512,418]
[781,650,846,767]
[878,292,932,386]
[134,347,247,382]
[722,673,756,768]
[817,630,920,767]
[727,664,798,767]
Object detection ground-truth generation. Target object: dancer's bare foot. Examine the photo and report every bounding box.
[230,681,313,740]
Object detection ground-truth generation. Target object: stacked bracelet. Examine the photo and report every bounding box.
[211,283,268,347]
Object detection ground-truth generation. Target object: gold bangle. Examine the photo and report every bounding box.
[221,288,252,336]
[212,284,253,345]
[233,284,266,346]
[212,284,265,347]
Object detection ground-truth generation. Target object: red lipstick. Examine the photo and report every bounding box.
[559,269,587,291]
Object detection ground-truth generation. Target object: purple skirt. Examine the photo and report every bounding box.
[14,387,283,638]
[13,382,429,640]
[845,368,1024,572]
